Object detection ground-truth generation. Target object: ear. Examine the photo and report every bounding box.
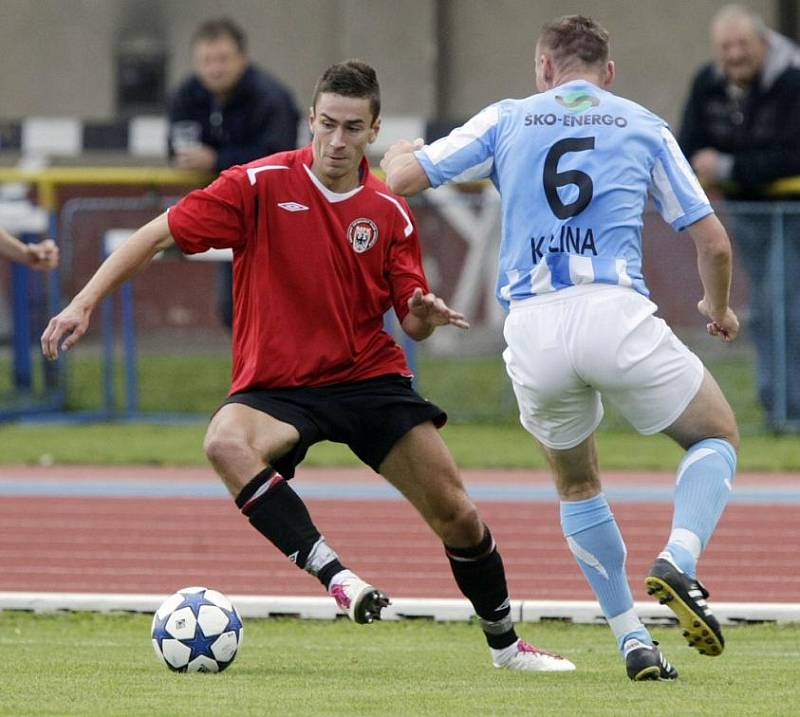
[540,53,556,88]
[368,116,381,144]
[603,60,616,87]
[307,107,315,135]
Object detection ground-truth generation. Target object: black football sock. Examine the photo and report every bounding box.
[445,525,518,649]
[236,467,345,588]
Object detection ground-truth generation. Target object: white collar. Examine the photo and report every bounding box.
[303,164,364,203]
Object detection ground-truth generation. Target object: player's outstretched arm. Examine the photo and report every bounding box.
[0,227,59,271]
[41,212,175,360]
[687,213,739,343]
[401,287,470,341]
[381,139,431,196]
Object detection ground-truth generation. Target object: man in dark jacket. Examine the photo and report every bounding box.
[679,4,800,428]
[169,17,299,326]
[169,17,299,172]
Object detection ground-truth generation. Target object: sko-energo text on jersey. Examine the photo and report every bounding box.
[416,80,713,310]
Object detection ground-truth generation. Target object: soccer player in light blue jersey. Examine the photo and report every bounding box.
[383,15,740,681]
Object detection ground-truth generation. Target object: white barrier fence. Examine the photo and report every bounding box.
[1,592,798,625]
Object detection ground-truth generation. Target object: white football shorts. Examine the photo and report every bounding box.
[502,284,705,449]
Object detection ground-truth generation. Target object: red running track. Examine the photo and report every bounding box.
[0,466,798,603]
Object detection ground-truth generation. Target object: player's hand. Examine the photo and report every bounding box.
[691,148,720,186]
[25,239,59,271]
[407,287,470,330]
[41,302,93,360]
[380,138,424,174]
[697,298,739,343]
[174,145,217,171]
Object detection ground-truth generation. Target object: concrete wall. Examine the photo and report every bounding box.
[0,0,117,117]
[0,0,780,128]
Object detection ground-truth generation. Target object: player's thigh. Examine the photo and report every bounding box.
[504,303,603,450]
[663,368,739,450]
[205,402,301,465]
[587,304,705,436]
[379,422,482,544]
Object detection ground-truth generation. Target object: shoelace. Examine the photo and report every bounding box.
[517,640,564,659]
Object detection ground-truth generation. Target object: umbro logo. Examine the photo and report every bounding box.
[278,202,309,212]
[494,598,511,612]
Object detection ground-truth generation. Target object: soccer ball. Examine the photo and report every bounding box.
[151,586,243,673]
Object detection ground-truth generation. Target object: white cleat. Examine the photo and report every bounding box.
[329,574,390,624]
[492,639,576,672]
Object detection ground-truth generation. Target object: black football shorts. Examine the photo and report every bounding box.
[220,374,446,478]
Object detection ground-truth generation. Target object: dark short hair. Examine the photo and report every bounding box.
[538,15,610,70]
[192,17,247,54]
[311,60,381,121]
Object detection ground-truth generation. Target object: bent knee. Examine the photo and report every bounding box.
[711,395,740,451]
[203,430,257,470]
[702,408,740,452]
[720,423,740,452]
[682,421,739,454]
[435,501,483,546]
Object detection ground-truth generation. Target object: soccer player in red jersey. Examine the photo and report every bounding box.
[41,60,574,672]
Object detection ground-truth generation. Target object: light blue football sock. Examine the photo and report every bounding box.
[561,494,651,653]
[663,438,737,578]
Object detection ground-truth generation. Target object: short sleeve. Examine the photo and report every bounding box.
[167,168,250,254]
[416,103,500,187]
[649,126,714,231]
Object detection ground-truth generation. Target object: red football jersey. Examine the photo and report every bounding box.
[167,146,429,393]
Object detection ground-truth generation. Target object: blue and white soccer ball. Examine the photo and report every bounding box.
[151,586,243,673]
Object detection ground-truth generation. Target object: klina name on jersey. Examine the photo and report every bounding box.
[530,225,597,264]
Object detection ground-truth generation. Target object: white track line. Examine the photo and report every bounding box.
[0,592,798,624]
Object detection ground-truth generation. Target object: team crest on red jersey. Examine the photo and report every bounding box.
[347,218,379,253]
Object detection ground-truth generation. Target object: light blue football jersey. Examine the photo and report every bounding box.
[416,80,713,310]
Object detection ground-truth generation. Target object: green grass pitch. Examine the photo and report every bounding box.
[2,613,799,716]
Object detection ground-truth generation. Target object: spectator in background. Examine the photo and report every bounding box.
[0,227,58,271]
[168,17,299,328]
[679,4,800,428]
